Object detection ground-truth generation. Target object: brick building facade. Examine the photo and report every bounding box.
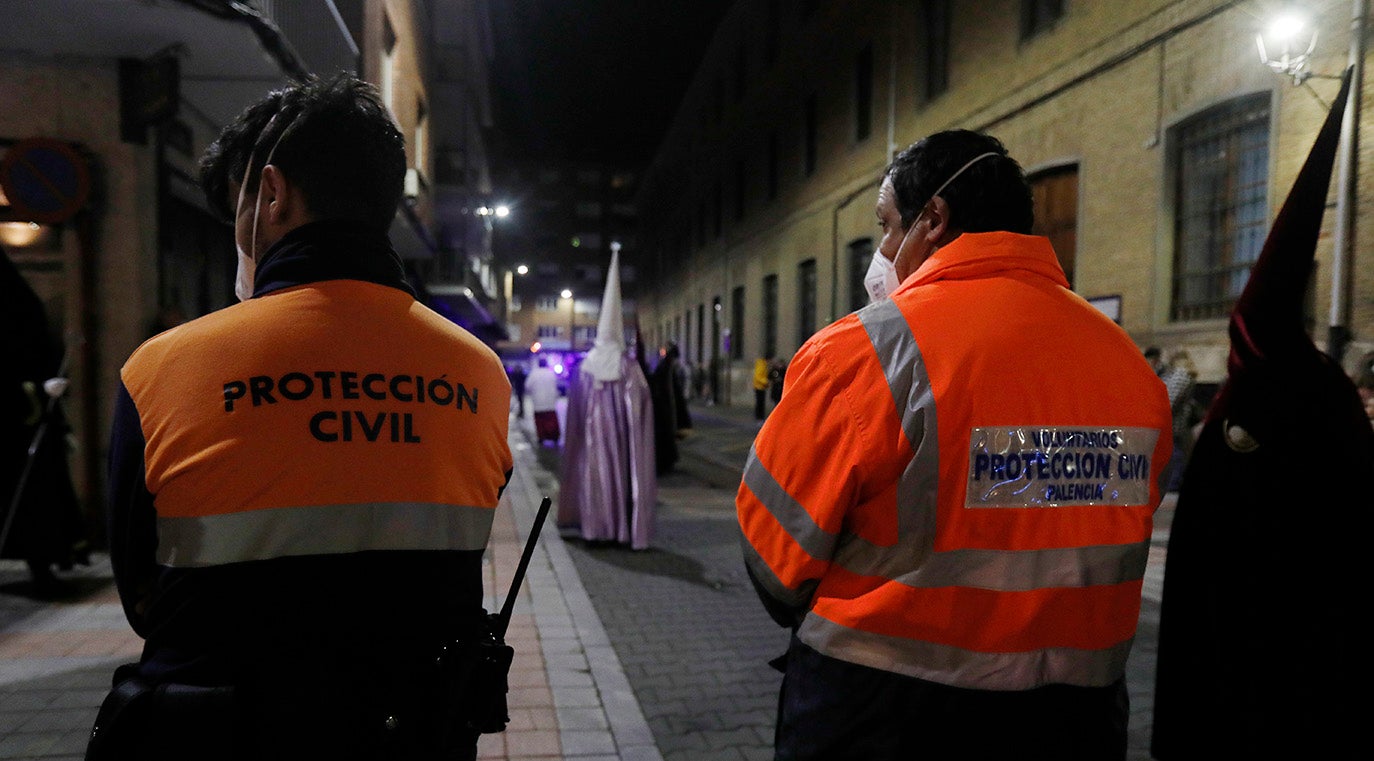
[635,0,1373,409]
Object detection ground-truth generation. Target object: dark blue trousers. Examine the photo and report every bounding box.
[775,636,1128,761]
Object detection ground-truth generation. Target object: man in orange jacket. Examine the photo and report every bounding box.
[94,75,512,760]
[736,130,1172,760]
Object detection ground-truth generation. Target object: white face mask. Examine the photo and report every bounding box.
[864,151,1002,304]
[863,248,901,304]
[233,115,295,301]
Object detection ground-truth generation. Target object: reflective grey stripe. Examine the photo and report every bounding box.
[741,445,839,562]
[798,614,1133,690]
[831,301,941,579]
[740,534,814,610]
[894,541,1150,590]
[156,502,495,567]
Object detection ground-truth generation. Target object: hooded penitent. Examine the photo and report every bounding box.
[1151,69,1374,758]
[0,246,87,569]
[556,246,657,549]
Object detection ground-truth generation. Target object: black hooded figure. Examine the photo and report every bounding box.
[0,245,88,596]
[648,342,689,474]
[1151,69,1374,758]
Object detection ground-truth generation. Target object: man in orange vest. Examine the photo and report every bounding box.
[736,129,1172,760]
[92,75,512,760]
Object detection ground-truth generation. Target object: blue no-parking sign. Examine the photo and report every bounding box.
[0,137,91,224]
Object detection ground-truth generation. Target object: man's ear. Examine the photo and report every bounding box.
[257,164,297,225]
[924,195,955,245]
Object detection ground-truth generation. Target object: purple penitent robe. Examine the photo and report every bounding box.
[557,354,657,549]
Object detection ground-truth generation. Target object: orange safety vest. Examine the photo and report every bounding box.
[737,232,1172,690]
[122,279,513,568]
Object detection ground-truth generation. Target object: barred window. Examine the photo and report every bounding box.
[763,274,779,359]
[1171,94,1270,322]
[798,259,817,344]
[849,238,873,313]
[1020,0,1064,40]
[731,285,746,360]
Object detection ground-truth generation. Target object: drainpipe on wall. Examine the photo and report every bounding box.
[1328,0,1366,364]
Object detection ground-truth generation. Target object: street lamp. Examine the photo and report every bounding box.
[562,288,575,351]
[1257,8,1319,84]
[1259,1,1366,362]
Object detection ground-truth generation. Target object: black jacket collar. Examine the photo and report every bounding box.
[252,220,415,299]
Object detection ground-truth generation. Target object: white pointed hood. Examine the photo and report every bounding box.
[582,243,626,383]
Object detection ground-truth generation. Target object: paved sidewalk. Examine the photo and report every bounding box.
[0,561,141,760]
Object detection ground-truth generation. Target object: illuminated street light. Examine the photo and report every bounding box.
[495,205,510,218]
[1255,1,1368,360]
[517,264,529,275]
[1257,8,1318,83]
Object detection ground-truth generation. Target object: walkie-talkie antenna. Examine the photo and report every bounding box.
[493,496,552,641]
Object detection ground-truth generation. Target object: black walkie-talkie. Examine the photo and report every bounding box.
[439,496,553,737]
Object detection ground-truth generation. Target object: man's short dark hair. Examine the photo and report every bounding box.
[885,130,1034,234]
[200,73,406,231]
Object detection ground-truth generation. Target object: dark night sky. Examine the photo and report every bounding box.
[489,0,733,167]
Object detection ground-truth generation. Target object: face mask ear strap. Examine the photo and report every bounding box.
[913,150,1002,230]
[237,104,303,260]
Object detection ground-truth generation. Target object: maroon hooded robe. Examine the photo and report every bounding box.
[1152,69,1374,758]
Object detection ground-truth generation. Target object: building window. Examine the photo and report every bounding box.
[765,0,781,65]
[855,43,873,141]
[1021,0,1064,40]
[1170,93,1270,322]
[731,285,746,360]
[920,0,950,101]
[798,258,818,343]
[713,179,723,238]
[735,158,747,221]
[767,131,780,201]
[763,274,779,359]
[535,296,559,312]
[804,93,819,176]
[735,39,747,101]
[537,325,560,339]
[697,303,707,366]
[1030,165,1079,288]
[849,237,873,313]
[711,296,723,368]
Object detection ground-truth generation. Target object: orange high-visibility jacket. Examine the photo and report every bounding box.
[121,279,513,568]
[737,232,1172,690]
